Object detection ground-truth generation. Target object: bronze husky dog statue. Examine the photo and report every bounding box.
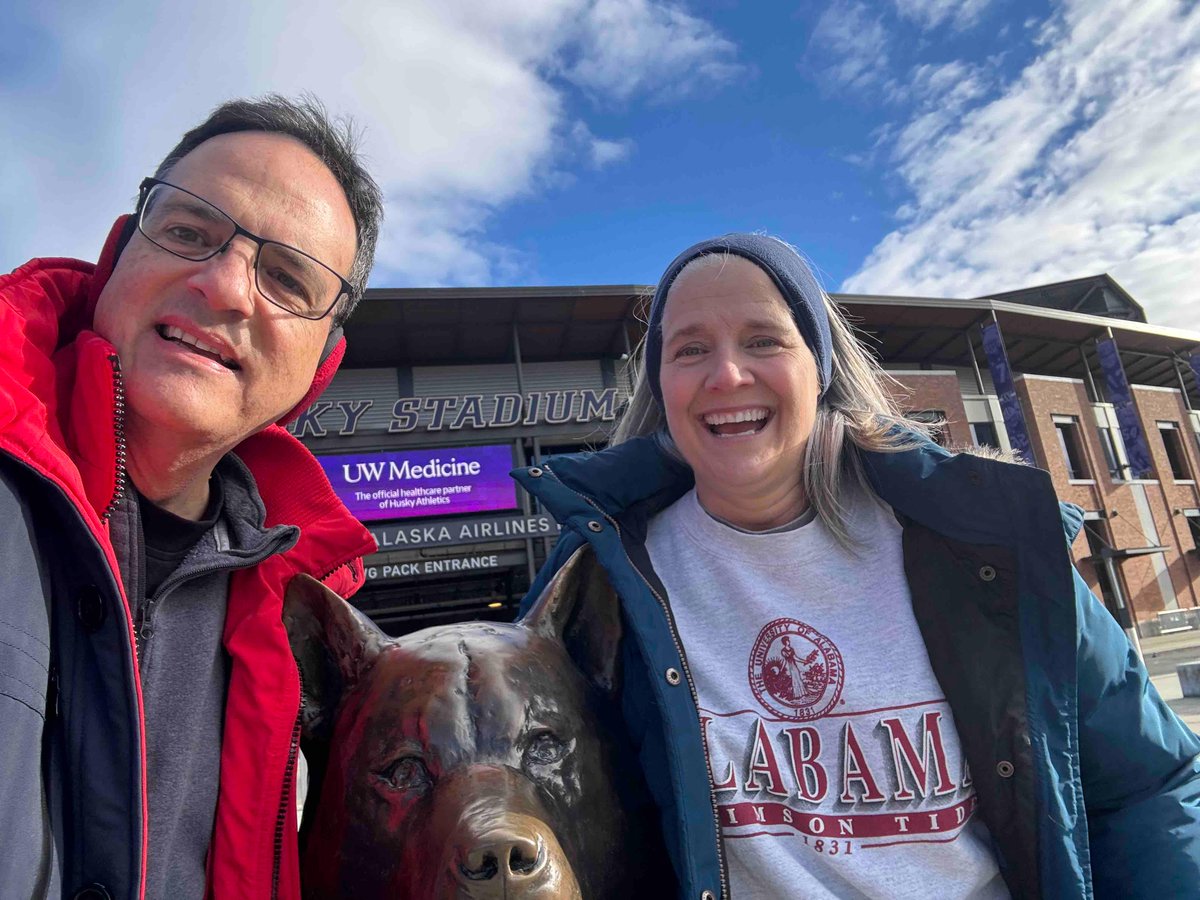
[284,546,666,898]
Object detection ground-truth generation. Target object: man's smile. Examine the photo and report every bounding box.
[154,323,240,370]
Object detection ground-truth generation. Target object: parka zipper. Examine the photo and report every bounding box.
[272,669,305,899]
[100,353,128,524]
[98,351,149,898]
[539,464,730,899]
[317,560,354,587]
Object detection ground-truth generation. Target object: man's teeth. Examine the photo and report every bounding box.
[703,408,769,426]
[160,325,235,367]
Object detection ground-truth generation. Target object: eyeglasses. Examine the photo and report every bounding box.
[135,177,353,320]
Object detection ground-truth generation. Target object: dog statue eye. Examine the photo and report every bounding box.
[524,732,566,766]
[377,756,432,792]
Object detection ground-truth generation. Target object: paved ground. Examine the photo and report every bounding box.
[1140,631,1200,734]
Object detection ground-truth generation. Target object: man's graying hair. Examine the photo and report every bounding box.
[612,250,932,551]
[155,94,383,327]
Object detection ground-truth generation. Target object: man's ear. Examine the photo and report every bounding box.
[283,574,384,741]
[276,326,345,427]
[319,324,344,366]
[520,545,623,695]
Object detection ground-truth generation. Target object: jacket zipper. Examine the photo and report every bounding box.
[100,353,128,523]
[270,555,357,897]
[100,352,149,900]
[272,669,305,899]
[273,556,361,896]
[318,560,352,586]
[540,465,730,899]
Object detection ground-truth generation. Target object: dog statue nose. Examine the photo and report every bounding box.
[458,832,546,882]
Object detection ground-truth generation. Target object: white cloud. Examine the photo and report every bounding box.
[589,136,636,168]
[843,0,1200,329]
[893,0,993,32]
[566,121,634,169]
[562,0,743,103]
[887,60,992,157]
[0,0,738,287]
[805,0,891,94]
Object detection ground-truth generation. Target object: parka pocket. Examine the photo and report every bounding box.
[0,616,51,717]
[0,464,54,719]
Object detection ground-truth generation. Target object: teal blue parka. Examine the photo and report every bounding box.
[514,435,1200,900]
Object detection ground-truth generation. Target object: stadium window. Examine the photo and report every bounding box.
[1096,424,1123,479]
[969,421,1000,450]
[1083,522,1125,624]
[537,442,592,463]
[1157,422,1193,481]
[1185,510,1200,552]
[909,410,949,447]
[1053,415,1090,481]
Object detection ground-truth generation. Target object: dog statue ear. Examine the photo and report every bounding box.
[521,545,622,696]
[283,574,385,741]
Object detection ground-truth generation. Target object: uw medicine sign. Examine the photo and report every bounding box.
[290,388,621,438]
[318,445,518,522]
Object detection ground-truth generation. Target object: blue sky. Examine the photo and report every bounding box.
[4,0,1197,328]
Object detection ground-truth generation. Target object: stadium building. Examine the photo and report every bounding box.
[291,275,1200,644]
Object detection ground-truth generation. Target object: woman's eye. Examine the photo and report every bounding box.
[749,336,780,349]
[674,345,704,359]
[377,756,432,792]
[524,732,567,766]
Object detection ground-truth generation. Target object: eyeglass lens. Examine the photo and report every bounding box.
[140,182,342,318]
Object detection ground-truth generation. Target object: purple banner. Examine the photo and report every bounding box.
[319,445,518,522]
[980,321,1033,464]
[1095,338,1153,479]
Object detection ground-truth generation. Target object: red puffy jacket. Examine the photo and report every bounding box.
[0,218,375,899]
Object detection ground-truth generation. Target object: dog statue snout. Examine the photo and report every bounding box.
[450,811,580,899]
[457,830,545,882]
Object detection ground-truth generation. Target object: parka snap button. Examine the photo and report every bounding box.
[76,586,106,634]
[586,520,604,533]
[529,466,543,477]
[967,470,983,486]
[996,760,1015,778]
[978,565,997,582]
[701,892,717,900]
[665,667,682,686]
[72,885,113,900]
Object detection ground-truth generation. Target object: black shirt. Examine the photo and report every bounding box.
[136,478,224,597]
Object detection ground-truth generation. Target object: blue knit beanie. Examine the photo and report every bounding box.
[645,233,833,404]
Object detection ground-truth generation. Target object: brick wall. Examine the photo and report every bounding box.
[884,372,974,448]
[1012,375,1200,620]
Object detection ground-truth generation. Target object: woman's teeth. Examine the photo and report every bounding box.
[703,408,770,436]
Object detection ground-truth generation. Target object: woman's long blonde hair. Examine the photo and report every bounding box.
[612,250,932,550]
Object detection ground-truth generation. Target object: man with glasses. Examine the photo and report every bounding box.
[0,96,384,899]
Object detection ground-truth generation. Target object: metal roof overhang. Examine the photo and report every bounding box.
[344,285,1199,398]
[345,285,648,367]
[835,294,1199,397]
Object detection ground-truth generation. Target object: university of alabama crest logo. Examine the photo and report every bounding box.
[748,618,844,721]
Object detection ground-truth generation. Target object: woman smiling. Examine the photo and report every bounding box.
[515,234,1200,899]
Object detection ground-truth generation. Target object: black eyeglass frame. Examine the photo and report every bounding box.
[135,177,354,320]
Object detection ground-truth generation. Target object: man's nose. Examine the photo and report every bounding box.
[184,239,258,317]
